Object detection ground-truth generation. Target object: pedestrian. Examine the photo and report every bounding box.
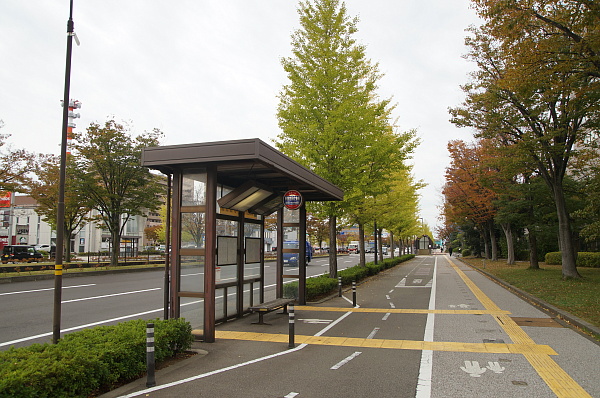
[448,246,453,257]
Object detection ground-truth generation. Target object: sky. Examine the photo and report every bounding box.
[0,1,481,236]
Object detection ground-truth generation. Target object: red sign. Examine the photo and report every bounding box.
[0,192,11,208]
[283,190,303,210]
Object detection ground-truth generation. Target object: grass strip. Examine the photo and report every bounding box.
[460,258,600,329]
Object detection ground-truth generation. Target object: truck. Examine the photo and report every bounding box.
[283,240,313,267]
[348,241,359,254]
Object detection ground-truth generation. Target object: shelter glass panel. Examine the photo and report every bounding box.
[244,222,261,279]
[181,169,207,207]
[180,213,205,249]
[283,207,300,223]
[179,296,204,333]
[180,255,204,292]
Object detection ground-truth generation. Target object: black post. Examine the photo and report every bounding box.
[163,174,171,320]
[53,0,75,345]
[352,280,357,307]
[146,323,156,387]
[288,304,295,348]
[338,276,342,297]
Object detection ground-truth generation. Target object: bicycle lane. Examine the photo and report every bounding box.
[431,255,598,398]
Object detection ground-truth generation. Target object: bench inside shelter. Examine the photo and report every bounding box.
[249,298,295,325]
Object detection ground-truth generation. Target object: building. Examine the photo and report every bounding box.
[0,194,158,255]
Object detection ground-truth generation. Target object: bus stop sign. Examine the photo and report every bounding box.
[283,190,303,210]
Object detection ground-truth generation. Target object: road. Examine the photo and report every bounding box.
[0,254,370,349]
[105,254,600,398]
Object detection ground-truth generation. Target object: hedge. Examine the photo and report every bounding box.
[283,254,415,301]
[0,318,193,398]
[545,252,600,268]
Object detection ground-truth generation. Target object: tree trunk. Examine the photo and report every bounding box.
[390,232,395,259]
[480,226,489,259]
[63,227,72,263]
[527,228,540,270]
[110,215,121,267]
[501,223,515,265]
[328,215,338,278]
[378,228,384,262]
[552,184,581,278]
[489,220,498,261]
[358,222,366,267]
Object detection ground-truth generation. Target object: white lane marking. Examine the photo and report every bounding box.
[367,327,380,339]
[416,256,437,398]
[382,313,391,321]
[299,319,333,324]
[0,284,96,296]
[389,302,396,309]
[331,351,362,370]
[385,295,391,300]
[388,289,394,294]
[284,393,299,398]
[0,299,203,348]
[61,288,161,303]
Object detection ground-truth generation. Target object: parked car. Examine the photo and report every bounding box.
[34,244,51,252]
[2,245,44,263]
[283,240,313,267]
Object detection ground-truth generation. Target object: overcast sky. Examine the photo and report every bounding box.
[0,1,480,236]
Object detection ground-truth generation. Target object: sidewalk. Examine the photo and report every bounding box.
[101,255,600,398]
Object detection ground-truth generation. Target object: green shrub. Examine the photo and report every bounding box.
[461,248,471,257]
[0,318,193,398]
[545,252,600,268]
[283,254,415,301]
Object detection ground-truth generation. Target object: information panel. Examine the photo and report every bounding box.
[217,236,238,265]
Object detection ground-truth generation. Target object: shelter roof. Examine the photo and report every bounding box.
[141,138,343,202]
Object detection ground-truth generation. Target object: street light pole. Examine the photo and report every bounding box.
[53,0,76,344]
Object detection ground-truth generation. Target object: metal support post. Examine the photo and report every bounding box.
[338,276,342,297]
[288,304,295,348]
[146,323,156,387]
[352,281,357,307]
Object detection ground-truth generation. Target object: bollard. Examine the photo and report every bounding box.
[352,280,357,307]
[338,276,342,297]
[146,323,156,387]
[288,304,295,349]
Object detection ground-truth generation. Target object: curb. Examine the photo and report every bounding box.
[457,258,600,343]
[0,265,165,284]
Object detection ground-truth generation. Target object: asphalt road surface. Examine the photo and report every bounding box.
[0,254,369,349]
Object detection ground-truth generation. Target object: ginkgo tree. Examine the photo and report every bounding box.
[276,0,416,277]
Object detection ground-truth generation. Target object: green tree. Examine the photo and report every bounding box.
[450,19,598,278]
[29,154,92,262]
[276,0,415,276]
[0,121,35,193]
[73,120,164,266]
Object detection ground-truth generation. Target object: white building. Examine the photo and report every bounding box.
[0,194,155,255]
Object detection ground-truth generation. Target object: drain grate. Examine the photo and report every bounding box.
[512,381,528,386]
[511,317,563,328]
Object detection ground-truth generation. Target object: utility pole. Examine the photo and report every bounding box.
[53,0,79,344]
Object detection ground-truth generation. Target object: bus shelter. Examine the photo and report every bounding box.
[416,235,433,255]
[141,139,343,342]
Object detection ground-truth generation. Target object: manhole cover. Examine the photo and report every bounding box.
[511,317,563,328]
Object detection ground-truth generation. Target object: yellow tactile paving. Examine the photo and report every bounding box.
[447,257,592,398]
[295,306,510,315]
[215,331,556,355]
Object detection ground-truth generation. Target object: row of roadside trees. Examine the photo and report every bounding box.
[0,119,164,266]
[441,0,599,279]
[275,0,423,278]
